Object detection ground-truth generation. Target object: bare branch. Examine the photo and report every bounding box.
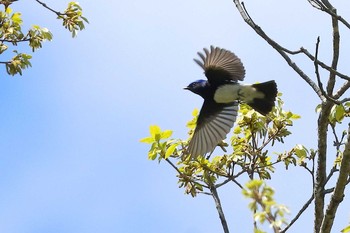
[313,37,342,104]
[302,163,314,182]
[334,81,350,100]
[0,38,30,43]
[165,158,182,174]
[216,174,244,189]
[324,187,335,194]
[298,47,350,82]
[215,178,232,189]
[281,193,314,233]
[209,182,230,233]
[325,166,339,186]
[326,7,340,95]
[35,0,64,16]
[198,191,212,196]
[307,0,325,10]
[314,101,333,232]
[307,0,350,29]
[232,0,325,102]
[230,2,350,233]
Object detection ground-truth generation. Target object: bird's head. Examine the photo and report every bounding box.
[184,80,209,97]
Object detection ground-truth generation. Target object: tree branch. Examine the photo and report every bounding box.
[314,101,333,232]
[35,0,64,16]
[230,2,349,233]
[334,81,350,100]
[313,37,344,105]
[320,124,350,233]
[307,0,350,29]
[208,182,230,233]
[314,37,329,102]
[232,0,326,102]
[165,158,209,189]
[216,174,244,189]
[281,193,314,233]
[297,47,350,82]
[0,38,30,43]
[326,6,340,95]
[324,167,339,186]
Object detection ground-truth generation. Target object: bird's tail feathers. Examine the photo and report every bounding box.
[247,80,278,115]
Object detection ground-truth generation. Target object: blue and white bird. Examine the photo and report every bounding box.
[184,46,278,158]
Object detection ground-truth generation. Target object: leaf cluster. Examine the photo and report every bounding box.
[230,95,301,180]
[0,1,88,75]
[243,180,289,232]
[140,125,183,161]
[57,2,88,38]
[316,101,350,125]
[140,94,316,230]
[141,94,307,193]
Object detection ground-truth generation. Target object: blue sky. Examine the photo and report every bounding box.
[0,0,349,232]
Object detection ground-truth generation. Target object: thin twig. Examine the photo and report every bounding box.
[325,166,339,186]
[324,187,335,194]
[280,193,314,233]
[298,47,350,82]
[307,0,350,29]
[199,191,212,196]
[302,164,314,180]
[0,38,30,43]
[215,175,244,189]
[325,5,340,96]
[334,81,350,102]
[35,0,64,16]
[232,0,325,102]
[313,37,341,104]
[165,158,182,174]
[275,45,350,83]
[165,158,209,189]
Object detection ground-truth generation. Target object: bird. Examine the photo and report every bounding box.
[184,46,278,159]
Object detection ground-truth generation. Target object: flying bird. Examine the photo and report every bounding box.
[184,46,278,158]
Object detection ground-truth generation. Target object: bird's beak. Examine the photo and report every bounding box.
[183,87,189,90]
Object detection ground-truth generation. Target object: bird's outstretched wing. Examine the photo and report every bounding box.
[187,101,239,158]
[194,46,245,85]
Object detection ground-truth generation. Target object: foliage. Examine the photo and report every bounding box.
[57,2,89,38]
[140,125,182,161]
[141,86,350,232]
[141,1,350,232]
[243,180,289,233]
[0,1,88,76]
[342,224,350,233]
[229,2,350,231]
[141,95,308,231]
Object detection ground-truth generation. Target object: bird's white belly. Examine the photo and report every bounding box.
[214,84,241,103]
[214,84,264,103]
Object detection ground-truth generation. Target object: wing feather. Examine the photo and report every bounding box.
[187,101,239,158]
[194,46,245,85]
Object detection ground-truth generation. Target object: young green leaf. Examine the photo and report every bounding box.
[161,130,173,139]
[165,143,178,158]
[341,224,350,233]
